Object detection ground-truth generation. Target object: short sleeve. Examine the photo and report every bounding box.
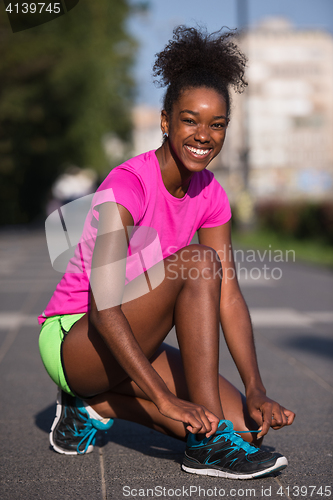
[200,177,232,228]
[92,167,146,225]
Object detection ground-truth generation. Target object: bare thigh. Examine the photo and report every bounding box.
[61,303,174,399]
[62,245,219,398]
[96,342,259,436]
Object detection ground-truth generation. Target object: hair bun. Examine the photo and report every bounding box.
[153,25,247,93]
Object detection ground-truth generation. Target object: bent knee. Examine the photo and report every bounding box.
[182,244,222,280]
[165,244,222,284]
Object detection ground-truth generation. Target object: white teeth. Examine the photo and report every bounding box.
[186,146,210,156]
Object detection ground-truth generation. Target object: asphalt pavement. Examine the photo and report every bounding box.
[0,227,332,500]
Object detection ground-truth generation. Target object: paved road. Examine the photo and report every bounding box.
[0,228,332,500]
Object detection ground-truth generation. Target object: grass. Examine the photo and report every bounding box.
[232,227,333,268]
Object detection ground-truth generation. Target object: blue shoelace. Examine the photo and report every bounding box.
[70,413,98,454]
[210,422,260,455]
[69,407,113,454]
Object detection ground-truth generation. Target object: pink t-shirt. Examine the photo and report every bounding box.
[38,150,231,323]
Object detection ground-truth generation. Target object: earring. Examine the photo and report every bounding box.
[163,132,168,138]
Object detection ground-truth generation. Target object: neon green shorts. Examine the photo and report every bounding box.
[39,314,85,397]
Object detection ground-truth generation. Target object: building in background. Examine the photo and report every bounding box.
[132,106,162,156]
[131,18,333,204]
[221,17,333,203]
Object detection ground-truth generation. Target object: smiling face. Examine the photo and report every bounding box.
[161,86,229,173]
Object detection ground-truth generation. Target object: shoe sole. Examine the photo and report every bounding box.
[49,393,94,455]
[182,456,288,480]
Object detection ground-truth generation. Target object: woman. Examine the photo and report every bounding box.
[39,26,295,479]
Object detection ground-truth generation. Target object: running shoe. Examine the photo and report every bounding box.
[182,419,288,479]
[49,389,114,455]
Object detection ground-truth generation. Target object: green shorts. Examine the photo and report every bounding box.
[39,314,85,397]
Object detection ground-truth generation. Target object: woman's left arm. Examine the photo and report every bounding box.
[198,221,295,438]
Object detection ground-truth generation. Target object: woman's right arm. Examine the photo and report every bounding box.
[89,202,219,437]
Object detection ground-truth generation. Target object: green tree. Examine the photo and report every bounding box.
[0,0,139,224]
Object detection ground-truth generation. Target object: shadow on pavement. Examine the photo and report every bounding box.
[35,403,56,433]
[283,334,333,359]
[35,406,279,466]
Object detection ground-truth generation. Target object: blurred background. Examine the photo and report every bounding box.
[0,0,333,266]
[1,3,332,495]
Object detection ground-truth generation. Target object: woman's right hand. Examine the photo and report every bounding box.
[157,392,220,438]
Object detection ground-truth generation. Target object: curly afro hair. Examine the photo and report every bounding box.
[153,26,247,118]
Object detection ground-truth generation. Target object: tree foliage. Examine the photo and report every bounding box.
[0,0,138,224]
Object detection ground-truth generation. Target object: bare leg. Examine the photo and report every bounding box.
[62,245,260,444]
[87,343,261,445]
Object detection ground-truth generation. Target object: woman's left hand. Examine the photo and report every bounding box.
[246,388,296,439]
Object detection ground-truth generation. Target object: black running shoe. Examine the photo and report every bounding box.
[49,389,113,455]
[182,420,288,479]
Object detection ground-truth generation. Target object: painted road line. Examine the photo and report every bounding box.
[0,309,332,330]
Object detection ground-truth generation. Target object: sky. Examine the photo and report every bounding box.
[128,0,333,106]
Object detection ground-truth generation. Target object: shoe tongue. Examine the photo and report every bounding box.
[218,420,234,432]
